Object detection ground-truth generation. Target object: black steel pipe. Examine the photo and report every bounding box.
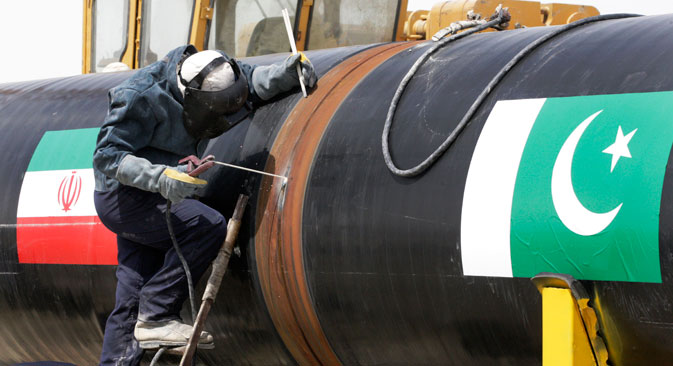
[1,14,673,366]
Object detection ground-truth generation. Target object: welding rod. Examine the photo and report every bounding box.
[281,8,307,98]
[212,160,287,182]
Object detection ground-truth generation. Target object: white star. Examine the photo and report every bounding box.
[602,126,637,172]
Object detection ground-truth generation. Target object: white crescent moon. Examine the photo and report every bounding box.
[551,110,622,236]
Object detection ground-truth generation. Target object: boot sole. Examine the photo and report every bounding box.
[164,344,217,355]
[139,340,215,350]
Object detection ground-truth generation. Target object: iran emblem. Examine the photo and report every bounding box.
[57,171,82,212]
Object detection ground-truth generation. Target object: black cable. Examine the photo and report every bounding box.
[150,202,198,366]
[149,347,166,366]
[166,200,198,323]
[382,13,642,178]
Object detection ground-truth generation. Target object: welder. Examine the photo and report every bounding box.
[92,44,316,366]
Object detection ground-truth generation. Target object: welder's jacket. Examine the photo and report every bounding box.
[93,45,256,192]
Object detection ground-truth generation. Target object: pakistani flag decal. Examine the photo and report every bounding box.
[16,128,117,265]
[461,92,673,283]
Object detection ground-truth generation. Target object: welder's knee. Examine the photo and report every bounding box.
[197,209,227,247]
[214,215,227,240]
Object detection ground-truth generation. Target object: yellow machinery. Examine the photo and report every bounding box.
[82,0,410,73]
[404,0,599,40]
[82,0,597,73]
[532,273,609,366]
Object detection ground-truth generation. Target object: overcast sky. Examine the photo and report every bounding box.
[0,0,82,83]
[0,0,671,83]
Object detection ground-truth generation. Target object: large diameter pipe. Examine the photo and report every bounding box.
[1,14,673,365]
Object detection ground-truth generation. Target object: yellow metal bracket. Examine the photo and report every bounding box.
[130,0,141,69]
[403,10,429,41]
[532,273,608,366]
[200,5,213,19]
[295,0,313,51]
[82,0,93,73]
[190,0,213,51]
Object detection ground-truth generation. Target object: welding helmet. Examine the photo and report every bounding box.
[177,50,250,139]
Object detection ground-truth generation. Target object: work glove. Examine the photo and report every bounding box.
[157,168,206,203]
[252,52,317,100]
[116,155,207,203]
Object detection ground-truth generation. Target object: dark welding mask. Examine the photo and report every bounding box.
[178,51,250,139]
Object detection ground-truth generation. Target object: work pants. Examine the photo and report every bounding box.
[94,185,226,366]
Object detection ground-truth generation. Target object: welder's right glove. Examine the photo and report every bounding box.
[116,155,206,203]
[251,52,317,100]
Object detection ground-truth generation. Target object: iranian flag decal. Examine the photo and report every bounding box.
[17,128,117,265]
[461,92,673,283]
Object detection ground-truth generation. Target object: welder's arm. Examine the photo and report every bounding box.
[94,89,156,182]
[116,155,203,203]
[250,52,317,101]
[93,89,203,202]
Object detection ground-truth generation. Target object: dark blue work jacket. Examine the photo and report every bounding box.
[93,45,256,192]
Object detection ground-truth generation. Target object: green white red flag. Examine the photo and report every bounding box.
[17,128,117,265]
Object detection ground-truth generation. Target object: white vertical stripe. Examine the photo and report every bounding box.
[17,169,96,217]
[461,99,546,277]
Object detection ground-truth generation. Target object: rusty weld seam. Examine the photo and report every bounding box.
[255,42,418,366]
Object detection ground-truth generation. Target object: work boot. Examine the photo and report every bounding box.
[134,320,214,349]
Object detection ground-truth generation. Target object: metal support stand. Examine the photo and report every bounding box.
[532,273,608,366]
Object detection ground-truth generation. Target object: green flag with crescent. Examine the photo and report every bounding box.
[461,92,673,283]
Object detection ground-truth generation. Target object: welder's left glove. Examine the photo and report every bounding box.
[115,155,206,204]
[158,168,206,203]
[252,52,317,100]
